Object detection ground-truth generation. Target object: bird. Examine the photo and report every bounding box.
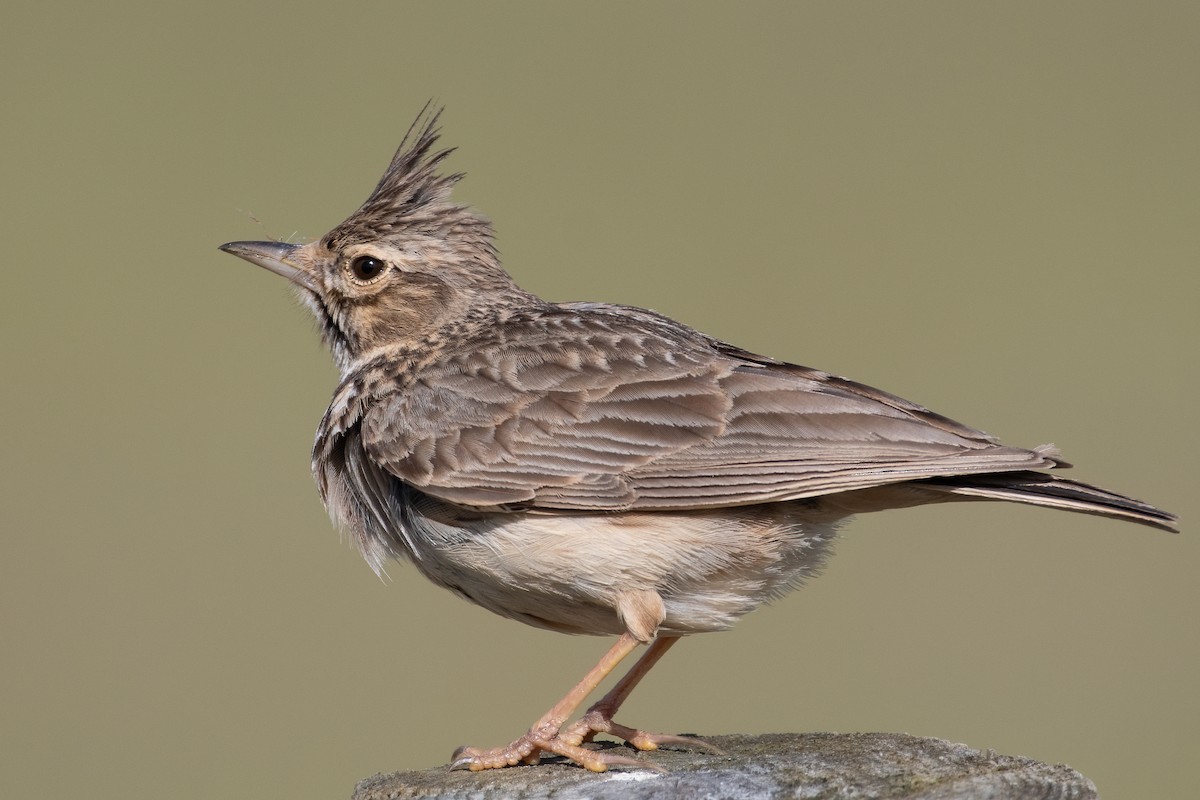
[219,106,1178,773]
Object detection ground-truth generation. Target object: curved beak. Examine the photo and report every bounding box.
[218,241,318,292]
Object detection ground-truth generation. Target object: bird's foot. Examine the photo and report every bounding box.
[558,708,725,755]
[450,723,647,772]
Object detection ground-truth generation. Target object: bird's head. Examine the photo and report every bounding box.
[220,107,527,372]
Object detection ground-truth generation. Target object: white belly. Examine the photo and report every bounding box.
[401,492,845,636]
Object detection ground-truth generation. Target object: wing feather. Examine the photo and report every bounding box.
[358,305,1058,510]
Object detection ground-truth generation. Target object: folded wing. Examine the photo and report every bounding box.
[361,305,1061,511]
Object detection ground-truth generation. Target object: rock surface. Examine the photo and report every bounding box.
[351,732,1098,799]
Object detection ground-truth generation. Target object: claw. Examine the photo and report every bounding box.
[449,733,659,773]
[449,740,542,770]
[559,709,721,757]
[635,732,725,755]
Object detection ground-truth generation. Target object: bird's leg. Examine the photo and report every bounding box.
[451,632,648,772]
[559,635,724,754]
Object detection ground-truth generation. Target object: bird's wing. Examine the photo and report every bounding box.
[359,305,1060,510]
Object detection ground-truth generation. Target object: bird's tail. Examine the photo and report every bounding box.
[915,471,1178,533]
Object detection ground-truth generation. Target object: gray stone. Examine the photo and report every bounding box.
[351,732,1098,799]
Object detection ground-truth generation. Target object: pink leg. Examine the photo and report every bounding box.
[559,635,724,754]
[451,633,649,772]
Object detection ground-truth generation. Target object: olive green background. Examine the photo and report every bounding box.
[2,2,1196,798]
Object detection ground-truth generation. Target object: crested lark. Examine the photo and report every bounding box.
[219,107,1177,772]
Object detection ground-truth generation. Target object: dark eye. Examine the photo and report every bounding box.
[349,255,387,281]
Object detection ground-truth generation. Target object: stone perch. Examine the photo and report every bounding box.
[351,732,1098,799]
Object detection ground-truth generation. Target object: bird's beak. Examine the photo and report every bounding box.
[218,241,318,292]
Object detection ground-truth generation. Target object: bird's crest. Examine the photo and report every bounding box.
[326,103,471,246]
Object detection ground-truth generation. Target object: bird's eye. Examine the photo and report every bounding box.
[349,255,387,281]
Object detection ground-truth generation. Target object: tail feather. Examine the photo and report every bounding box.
[917,471,1179,533]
